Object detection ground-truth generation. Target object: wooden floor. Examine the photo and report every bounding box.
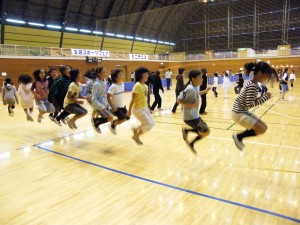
[0,83,299,225]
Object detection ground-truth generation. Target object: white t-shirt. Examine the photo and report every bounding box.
[64,82,82,108]
[177,84,199,121]
[290,73,296,80]
[107,83,125,108]
[165,71,172,79]
[223,77,231,89]
[213,77,218,87]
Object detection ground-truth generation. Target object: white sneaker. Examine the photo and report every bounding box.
[53,118,62,126]
[91,117,101,133]
[109,123,116,135]
[232,134,243,151]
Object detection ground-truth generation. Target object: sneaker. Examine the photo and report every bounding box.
[172,110,176,114]
[109,122,116,135]
[232,133,243,151]
[182,127,187,141]
[48,115,55,121]
[26,114,31,121]
[37,115,42,123]
[91,117,101,133]
[9,112,14,117]
[53,118,62,126]
[200,112,208,115]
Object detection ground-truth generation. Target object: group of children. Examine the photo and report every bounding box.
[1,61,286,152]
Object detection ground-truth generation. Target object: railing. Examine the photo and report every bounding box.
[0,44,300,61]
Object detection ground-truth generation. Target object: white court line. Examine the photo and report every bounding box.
[152,128,300,150]
[259,106,300,120]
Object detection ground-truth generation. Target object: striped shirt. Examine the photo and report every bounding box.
[48,75,71,100]
[232,80,269,113]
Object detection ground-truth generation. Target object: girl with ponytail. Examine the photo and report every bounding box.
[232,61,275,151]
[177,70,211,154]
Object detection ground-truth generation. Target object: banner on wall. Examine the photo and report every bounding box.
[129,54,149,60]
[71,49,110,57]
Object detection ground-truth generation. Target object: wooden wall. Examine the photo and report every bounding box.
[0,58,168,84]
[167,57,300,77]
[0,56,299,85]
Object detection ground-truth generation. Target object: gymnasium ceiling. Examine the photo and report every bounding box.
[1,0,300,52]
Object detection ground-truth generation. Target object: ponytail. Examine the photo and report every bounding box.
[183,70,202,89]
[244,61,273,77]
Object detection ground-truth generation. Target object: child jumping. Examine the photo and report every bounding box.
[63,69,87,129]
[31,69,55,122]
[127,67,155,145]
[107,69,130,134]
[177,70,211,153]
[18,74,34,121]
[2,78,18,117]
[232,62,274,150]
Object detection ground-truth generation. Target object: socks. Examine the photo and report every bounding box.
[237,129,256,141]
[94,117,108,126]
[111,120,117,128]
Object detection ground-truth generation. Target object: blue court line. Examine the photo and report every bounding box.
[33,144,300,224]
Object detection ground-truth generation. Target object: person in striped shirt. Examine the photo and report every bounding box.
[48,66,72,126]
[232,62,275,151]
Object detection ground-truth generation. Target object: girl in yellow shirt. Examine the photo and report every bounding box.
[127,67,155,145]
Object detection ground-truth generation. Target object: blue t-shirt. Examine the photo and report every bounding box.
[178,84,200,121]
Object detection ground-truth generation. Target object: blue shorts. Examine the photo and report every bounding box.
[281,84,288,92]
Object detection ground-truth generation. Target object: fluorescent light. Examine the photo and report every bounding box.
[93,31,103,35]
[164,42,170,45]
[6,19,25,24]
[116,34,125,38]
[143,38,150,41]
[135,37,143,40]
[151,40,157,43]
[158,41,164,44]
[106,33,115,36]
[65,27,78,31]
[47,24,61,29]
[28,22,44,27]
[126,36,134,39]
[170,43,175,46]
[80,29,91,33]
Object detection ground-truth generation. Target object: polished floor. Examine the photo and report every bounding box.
[0,82,299,225]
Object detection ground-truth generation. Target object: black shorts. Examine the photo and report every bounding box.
[184,117,209,133]
[114,107,130,120]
